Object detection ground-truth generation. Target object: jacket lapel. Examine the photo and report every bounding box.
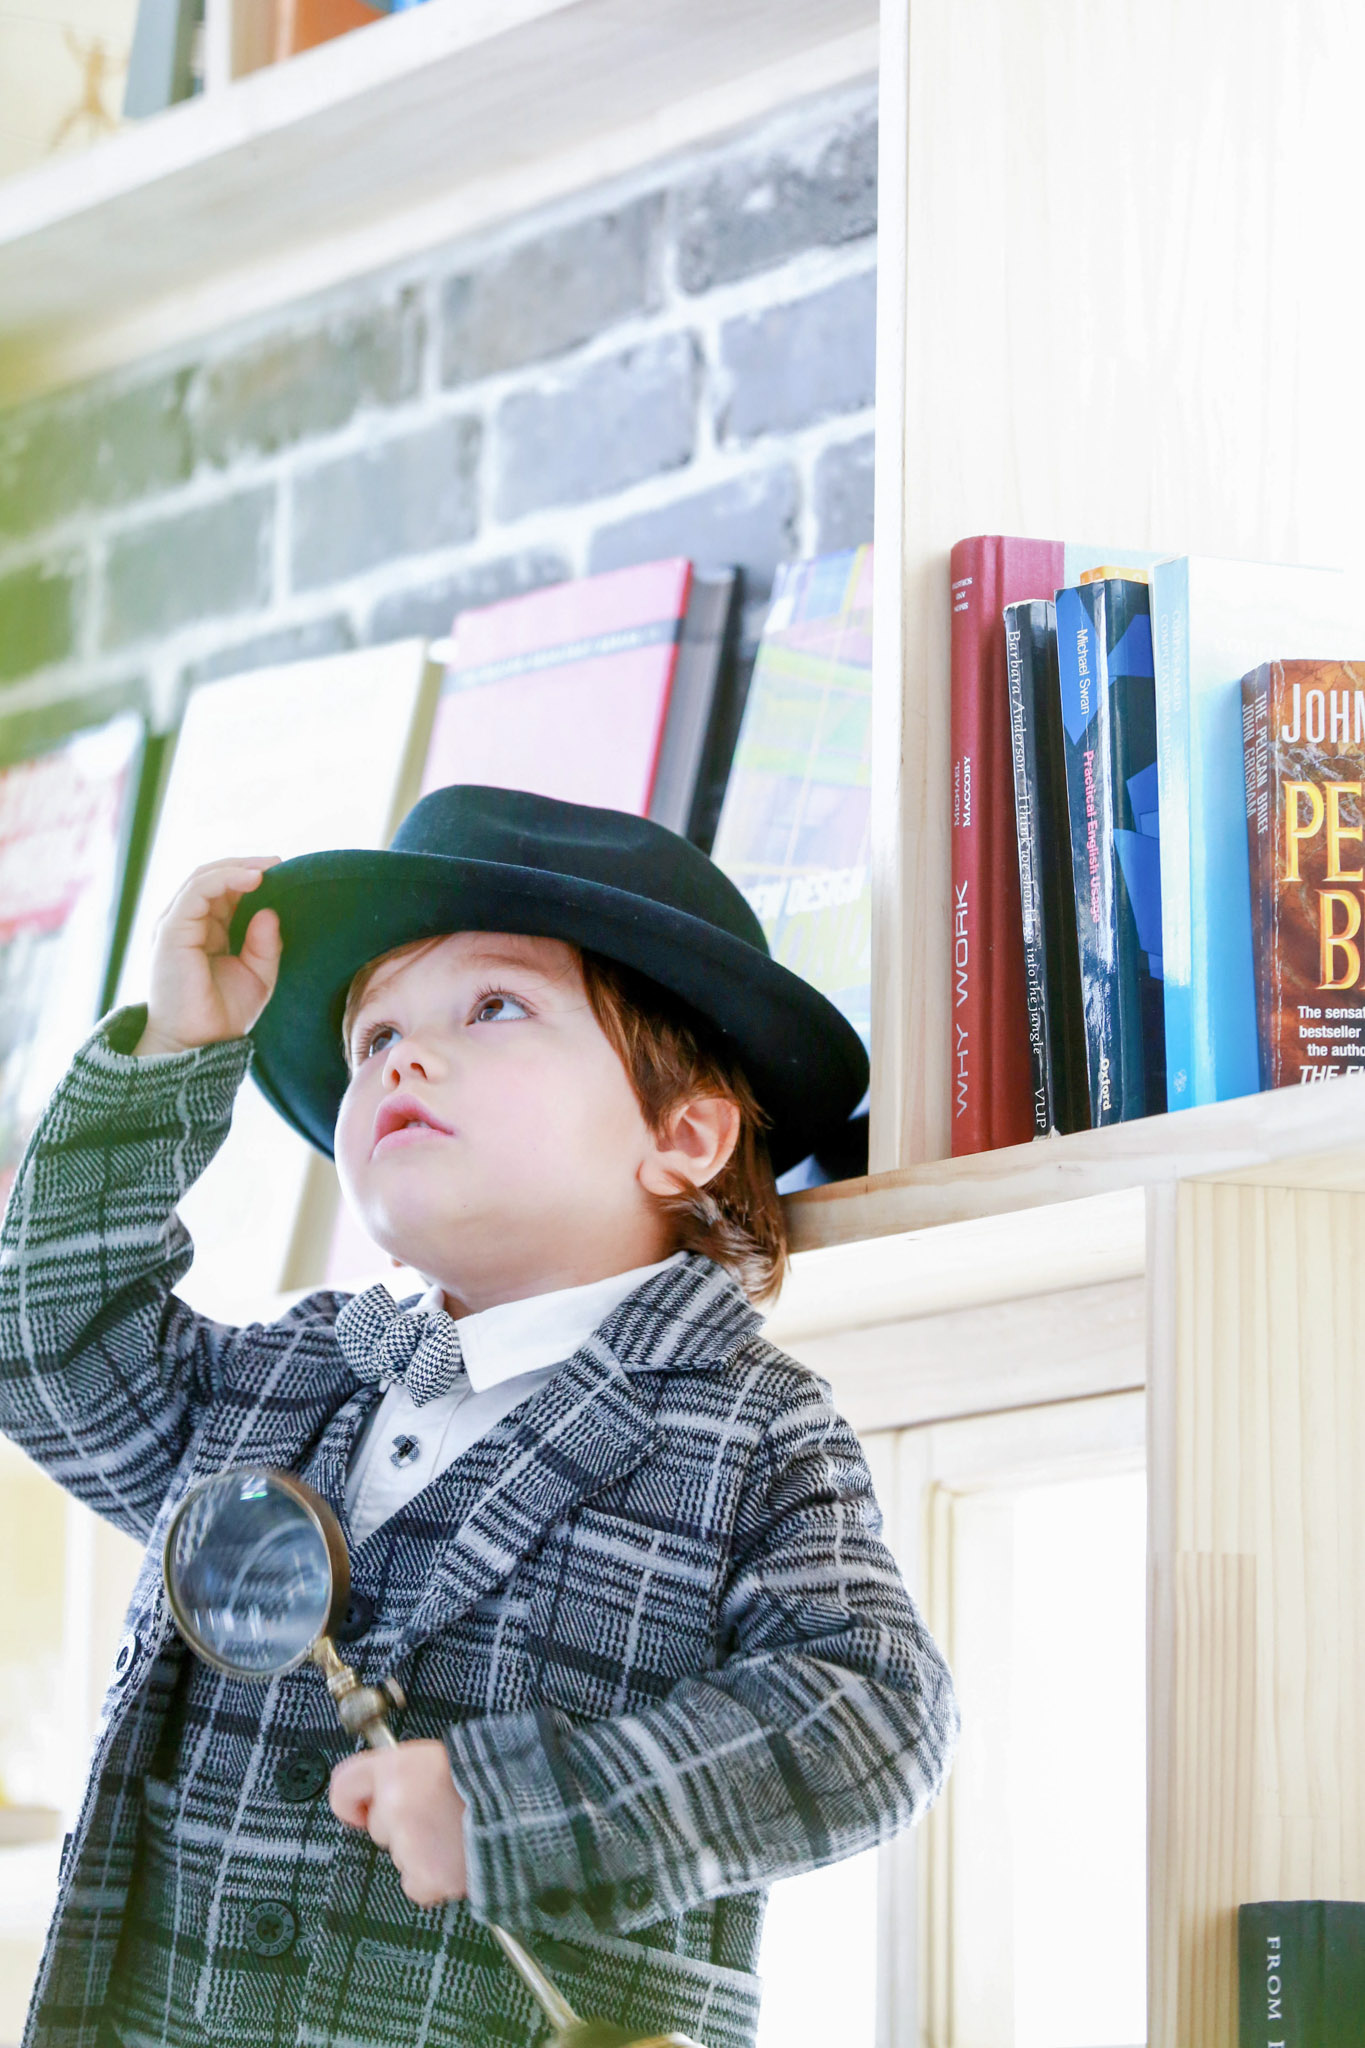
[400,1254,761,1653]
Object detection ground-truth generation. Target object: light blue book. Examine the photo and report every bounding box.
[1152,555,1350,1109]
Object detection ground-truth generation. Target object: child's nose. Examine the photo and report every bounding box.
[383,1034,446,1085]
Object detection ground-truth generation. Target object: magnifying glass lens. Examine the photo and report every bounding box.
[166,1469,334,1675]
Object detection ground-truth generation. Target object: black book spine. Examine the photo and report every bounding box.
[1056,581,1124,1124]
[1056,577,1164,1124]
[1100,577,1166,1119]
[1005,600,1089,1137]
[1004,603,1054,1135]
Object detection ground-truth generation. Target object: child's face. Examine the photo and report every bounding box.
[333,931,674,1310]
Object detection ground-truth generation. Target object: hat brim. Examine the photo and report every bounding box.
[230,849,869,1177]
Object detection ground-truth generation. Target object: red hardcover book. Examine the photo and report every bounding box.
[950,534,1162,1153]
[951,538,1064,1153]
[420,559,695,816]
[1243,657,1365,1086]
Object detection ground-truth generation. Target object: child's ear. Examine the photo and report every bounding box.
[638,1095,740,1198]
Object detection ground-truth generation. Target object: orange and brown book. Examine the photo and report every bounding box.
[1243,658,1365,1085]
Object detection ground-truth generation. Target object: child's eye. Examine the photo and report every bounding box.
[353,1023,395,1063]
[471,991,530,1024]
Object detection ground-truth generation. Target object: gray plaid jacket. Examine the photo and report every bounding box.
[0,1003,958,2048]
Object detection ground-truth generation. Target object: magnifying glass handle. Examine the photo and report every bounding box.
[311,1640,701,2048]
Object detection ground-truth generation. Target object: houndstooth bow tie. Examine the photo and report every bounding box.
[334,1283,468,1407]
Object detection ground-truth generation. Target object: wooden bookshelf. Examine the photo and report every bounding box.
[869,0,1365,2040]
[0,0,878,404]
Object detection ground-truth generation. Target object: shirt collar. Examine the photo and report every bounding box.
[413,1252,688,1394]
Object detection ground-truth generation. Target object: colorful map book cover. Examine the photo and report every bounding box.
[710,545,873,1089]
[421,560,695,818]
[1151,556,1348,1111]
[1003,600,1088,1136]
[0,711,146,1217]
[1055,577,1165,1124]
[949,536,1160,1155]
[1243,658,1365,1087]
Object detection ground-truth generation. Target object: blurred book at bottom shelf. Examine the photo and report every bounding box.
[1239,1900,1365,2048]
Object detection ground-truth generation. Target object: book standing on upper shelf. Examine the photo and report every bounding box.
[949,535,1159,1155]
[710,545,873,1185]
[0,711,147,1217]
[1243,657,1365,1085]
[1003,599,1087,1136]
[1150,555,1349,1111]
[422,558,738,841]
[1055,573,1165,1125]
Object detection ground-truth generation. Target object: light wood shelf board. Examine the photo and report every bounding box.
[0,0,877,403]
[785,1080,1365,1251]
[786,1276,1145,1436]
[767,1186,1145,1343]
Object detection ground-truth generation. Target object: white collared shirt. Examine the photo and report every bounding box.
[343,1252,686,1546]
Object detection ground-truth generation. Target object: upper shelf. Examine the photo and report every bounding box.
[785,1074,1365,1253]
[0,0,878,403]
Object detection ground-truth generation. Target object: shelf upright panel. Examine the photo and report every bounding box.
[875,0,1365,2035]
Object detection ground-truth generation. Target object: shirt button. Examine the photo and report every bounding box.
[276,1747,331,1803]
[336,1590,376,1642]
[390,1434,422,1467]
[621,1876,654,1913]
[112,1632,138,1681]
[246,1901,297,1957]
[534,1886,574,1917]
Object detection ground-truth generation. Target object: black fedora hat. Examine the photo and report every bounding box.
[226,783,868,1177]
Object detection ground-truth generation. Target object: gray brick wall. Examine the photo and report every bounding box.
[0,77,876,775]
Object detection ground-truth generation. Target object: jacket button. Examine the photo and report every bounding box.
[621,1876,654,1913]
[583,1881,615,1928]
[336,1591,375,1642]
[246,1901,296,1957]
[534,1886,574,1917]
[534,1937,582,1971]
[276,1747,331,1803]
[112,1632,138,1681]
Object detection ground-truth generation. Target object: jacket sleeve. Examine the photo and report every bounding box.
[444,1373,960,1939]
[0,1000,256,1542]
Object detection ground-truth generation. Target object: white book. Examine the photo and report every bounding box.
[116,641,440,1323]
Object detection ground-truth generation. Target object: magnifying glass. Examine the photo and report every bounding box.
[163,1467,703,2048]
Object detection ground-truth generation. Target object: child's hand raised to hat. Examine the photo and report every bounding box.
[132,856,284,1057]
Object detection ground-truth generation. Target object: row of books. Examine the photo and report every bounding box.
[120,0,413,120]
[951,534,1361,1152]
[0,546,872,1319]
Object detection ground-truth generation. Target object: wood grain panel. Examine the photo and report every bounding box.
[875,0,1365,1171]
[1148,1178,1365,2044]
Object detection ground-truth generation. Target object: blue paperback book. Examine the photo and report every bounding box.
[1151,555,1349,1110]
[1056,577,1164,1123]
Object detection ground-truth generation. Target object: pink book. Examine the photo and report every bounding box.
[419,559,694,813]
[323,559,703,1291]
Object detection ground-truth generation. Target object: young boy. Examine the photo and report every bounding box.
[0,784,958,2048]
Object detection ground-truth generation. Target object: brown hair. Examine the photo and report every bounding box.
[340,935,788,1304]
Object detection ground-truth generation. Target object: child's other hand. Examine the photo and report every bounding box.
[133,856,283,1056]
[329,1740,469,1908]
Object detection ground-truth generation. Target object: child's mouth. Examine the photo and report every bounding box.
[372,1123,453,1157]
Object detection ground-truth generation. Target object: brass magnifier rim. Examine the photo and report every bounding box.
[162,1467,351,1678]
